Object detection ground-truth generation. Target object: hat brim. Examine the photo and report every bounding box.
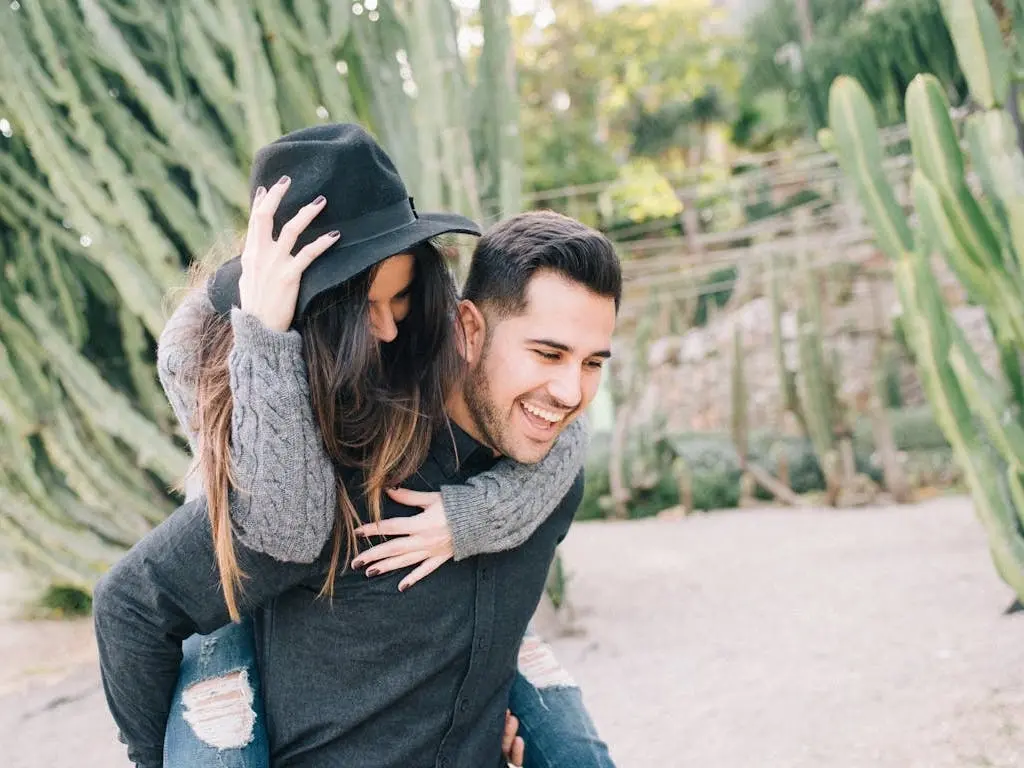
[208,211,481,320]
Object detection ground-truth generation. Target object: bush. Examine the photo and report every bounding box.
[693,267,737,327]
[579,424,903,521]
[578,433,745,518]
[901,448,963,490]
[748,434,824,495]
[38,584,92,618]
[690,469,743,511]
[852,405,950,454]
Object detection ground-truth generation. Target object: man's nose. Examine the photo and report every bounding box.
[370,305,398,343]
[546,365,583,410]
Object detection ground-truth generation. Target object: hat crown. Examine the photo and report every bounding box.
[208,122,481,321]
[249,123,409,236]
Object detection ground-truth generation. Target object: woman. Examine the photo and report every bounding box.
[158,124,614,767]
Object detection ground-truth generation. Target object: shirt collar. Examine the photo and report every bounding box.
[431,418,496,479]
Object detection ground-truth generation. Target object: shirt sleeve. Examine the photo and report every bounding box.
[441,416,590,561]
[92,498,317,768]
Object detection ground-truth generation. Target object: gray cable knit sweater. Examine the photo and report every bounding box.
[156,286,587,564]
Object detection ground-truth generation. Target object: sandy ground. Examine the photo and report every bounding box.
[2,495,1022,768]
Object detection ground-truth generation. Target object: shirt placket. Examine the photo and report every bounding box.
[434,555,497,768]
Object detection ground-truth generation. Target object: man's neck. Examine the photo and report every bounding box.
[445,391,501,457]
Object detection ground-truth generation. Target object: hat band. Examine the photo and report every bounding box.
[332,198,417,247]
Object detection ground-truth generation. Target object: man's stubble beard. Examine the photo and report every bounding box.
[462,354,509,458]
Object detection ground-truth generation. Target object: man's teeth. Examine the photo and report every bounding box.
[522,402,565,424]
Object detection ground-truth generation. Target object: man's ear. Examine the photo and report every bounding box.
[456,299,487,364]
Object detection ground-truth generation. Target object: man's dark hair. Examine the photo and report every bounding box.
[462,210,622,315]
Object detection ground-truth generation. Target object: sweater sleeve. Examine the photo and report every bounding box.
[155,286,337,563]
[224,308,336,562]
[155,286,210,457]
[440,416,590,561]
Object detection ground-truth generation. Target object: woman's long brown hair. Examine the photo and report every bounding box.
[188,242,462,621]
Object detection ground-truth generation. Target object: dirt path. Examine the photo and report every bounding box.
[2,495,1022,767]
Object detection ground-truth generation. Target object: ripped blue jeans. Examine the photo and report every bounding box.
[164,617,269,768]
[164,619,614,768]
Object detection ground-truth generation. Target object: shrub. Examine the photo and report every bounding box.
[38,584,92,618]
[852,405,950,453]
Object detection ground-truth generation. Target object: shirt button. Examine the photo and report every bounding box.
[476,637,487,650]
[480,568,489,581]
[459,698,470,712]
[439,758,450,768]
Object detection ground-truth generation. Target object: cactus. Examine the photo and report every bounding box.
[672,457,694,514]
[607,298,659,518]
[766,235,859,504]
[828,0,1024,600]
[0,1,519,587]
[731,323,803,506]
[766,252,803,432]
[730,325,749,463]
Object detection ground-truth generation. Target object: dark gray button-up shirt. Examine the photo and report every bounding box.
[94,422,583,768]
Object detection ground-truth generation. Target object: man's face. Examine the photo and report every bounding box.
[461,270,616,463]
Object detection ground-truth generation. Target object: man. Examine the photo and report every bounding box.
[93,210,621,768]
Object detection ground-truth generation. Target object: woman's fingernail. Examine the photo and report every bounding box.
[277,175,290,186]
[398,582,408,592]
[366,567,379,577]
[313,195,326,206]
[328,230,340,238]
[254,186,266,201]
[351,559,364,569]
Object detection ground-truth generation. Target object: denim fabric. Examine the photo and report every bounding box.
[510,672,616,768]
[164,619,269,768]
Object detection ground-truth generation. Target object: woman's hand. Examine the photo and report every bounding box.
[351,488,454,591]
[239,175,340,332]
[502,710,526,766]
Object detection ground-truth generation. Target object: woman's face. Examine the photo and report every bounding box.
[367,253,415,343]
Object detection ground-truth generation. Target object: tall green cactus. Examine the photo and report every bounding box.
[767,252,802,431]
[0,1,520,587]
[730,324,749,461]
[828,0,1024,600]
[766,243,857,503]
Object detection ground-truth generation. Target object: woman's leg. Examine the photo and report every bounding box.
[163,617,270,768]
[509,630,616,768]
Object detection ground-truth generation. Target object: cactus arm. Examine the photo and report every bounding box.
[938,0,1009,108]
[828,77,914,261]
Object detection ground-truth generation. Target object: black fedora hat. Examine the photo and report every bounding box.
[208,123,481,320]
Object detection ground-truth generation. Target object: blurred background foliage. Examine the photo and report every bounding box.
[0,0,1011,597]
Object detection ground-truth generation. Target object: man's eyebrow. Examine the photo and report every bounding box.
[526,338,612,358]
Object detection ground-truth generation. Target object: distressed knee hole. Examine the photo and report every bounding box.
[518,635,577,690]
[181,669,256,750]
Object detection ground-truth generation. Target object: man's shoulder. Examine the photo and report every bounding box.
[556,468,585,515]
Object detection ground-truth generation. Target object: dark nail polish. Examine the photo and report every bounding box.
[277,175,290,186]
[366,567,379,577]
[328,230,341,238]
[313,195,326,206]
[351,559,364,569]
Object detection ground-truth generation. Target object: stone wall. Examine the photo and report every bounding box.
[627,269,997,436]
